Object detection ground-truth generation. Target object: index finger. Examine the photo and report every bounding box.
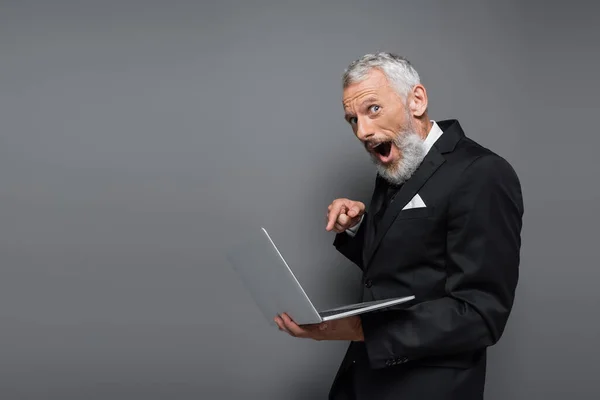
[326,201,347,231]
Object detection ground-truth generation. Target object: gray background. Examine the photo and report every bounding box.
[1,0,598,399]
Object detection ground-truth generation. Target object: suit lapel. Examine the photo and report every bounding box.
[363,149,445,268]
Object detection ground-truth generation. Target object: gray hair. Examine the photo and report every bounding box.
[342,52,421,99]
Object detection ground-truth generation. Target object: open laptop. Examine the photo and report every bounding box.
[226,227,415,326]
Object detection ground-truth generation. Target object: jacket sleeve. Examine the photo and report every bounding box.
[333,212,368,271]
[359,155,524,369]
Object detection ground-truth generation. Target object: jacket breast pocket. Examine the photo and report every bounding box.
[396,206,435,220]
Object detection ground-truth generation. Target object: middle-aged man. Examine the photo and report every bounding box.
[274,52,524,399]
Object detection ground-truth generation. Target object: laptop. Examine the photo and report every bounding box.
[226,227,415,326]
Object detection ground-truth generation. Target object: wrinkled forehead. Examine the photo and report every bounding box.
[342,91,377,113]
[342,69,394,109]
[342,87,397,114]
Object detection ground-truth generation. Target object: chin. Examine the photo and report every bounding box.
[375,162,406,186]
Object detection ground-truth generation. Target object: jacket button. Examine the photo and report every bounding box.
[364,279,372,288]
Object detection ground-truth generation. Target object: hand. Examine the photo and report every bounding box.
[326,198,365,233]
[274,313,364,342]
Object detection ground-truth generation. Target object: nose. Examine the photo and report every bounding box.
[355,117,375,142]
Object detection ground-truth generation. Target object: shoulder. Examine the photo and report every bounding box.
[443,138,523,217]
[450,136,520,184]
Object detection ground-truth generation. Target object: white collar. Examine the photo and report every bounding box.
[423,120,444,155]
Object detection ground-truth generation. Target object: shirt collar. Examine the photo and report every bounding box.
[423,120,444,155]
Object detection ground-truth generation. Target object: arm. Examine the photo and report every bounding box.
[359,155,524,369]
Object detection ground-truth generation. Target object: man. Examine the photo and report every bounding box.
[274,52,523,399]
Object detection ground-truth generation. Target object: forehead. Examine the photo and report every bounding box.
[342,69,393,109]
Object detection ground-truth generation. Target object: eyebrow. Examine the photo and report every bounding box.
[344,96,379,120]
[359,96,378,108]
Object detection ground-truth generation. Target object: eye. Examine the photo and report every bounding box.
[348,116,358,125]
[369,105,381,113]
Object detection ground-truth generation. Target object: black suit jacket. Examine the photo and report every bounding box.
[328,120,524,400]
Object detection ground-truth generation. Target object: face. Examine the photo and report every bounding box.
[342,69,426,185]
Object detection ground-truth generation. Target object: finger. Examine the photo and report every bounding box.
[328,211,348,228]
[297,322,327,340]
[274,316,292,335]
[326,201,346,231]
[280,313,300,333]
[274,316,284,329]
[281,313,306,337]
[334,222,346,233]
[347,204,362,218]
[338,213,351,227]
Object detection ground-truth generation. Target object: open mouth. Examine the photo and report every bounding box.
[370,141,394,163]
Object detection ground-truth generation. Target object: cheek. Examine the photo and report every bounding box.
[385,108,407,131]
[381,123,400,140]
[378,112,401,132]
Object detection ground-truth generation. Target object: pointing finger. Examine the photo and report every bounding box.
[326,201,345,231]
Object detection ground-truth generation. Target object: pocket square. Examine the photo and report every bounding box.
[402,193,427,210]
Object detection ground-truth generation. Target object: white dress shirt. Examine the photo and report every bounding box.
[345,120,444,237]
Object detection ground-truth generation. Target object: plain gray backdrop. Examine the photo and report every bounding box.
[1,0,598,399]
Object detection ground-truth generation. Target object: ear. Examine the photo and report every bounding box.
[408,84,428,117]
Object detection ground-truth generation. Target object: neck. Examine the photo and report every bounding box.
[412,114,432,140]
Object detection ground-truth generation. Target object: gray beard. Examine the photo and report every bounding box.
[370,131,427,186]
